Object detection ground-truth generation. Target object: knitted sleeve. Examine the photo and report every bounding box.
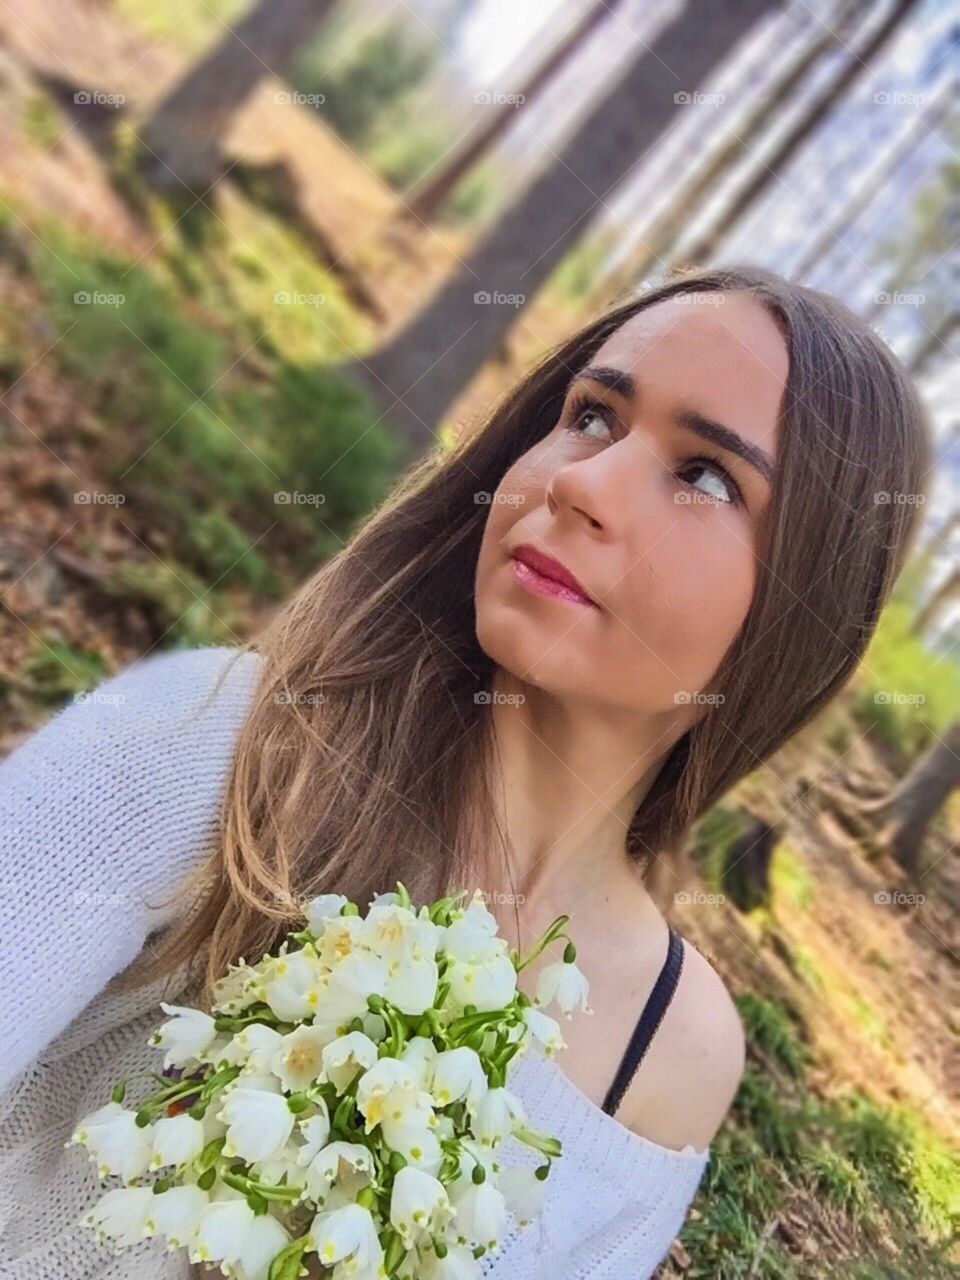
[0,644,261,1095]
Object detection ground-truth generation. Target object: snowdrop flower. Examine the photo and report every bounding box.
[355,1056,419,1118]
[297,1107,332,1163]
[497,1165,547,1226]
[314,911,365,969]
[232,1022,285,1075]
[310,1201,384,1273]
[322,1030,380,1094]
[143,1184,209,1249]
[534,958,591,1018]
[442,893,501,958]
[251,1144,306,1192]
[150,1111,205,1169]
[430,1047,488,1112]
[389,1166,453,1247]
[450,1177,508,1253]
[211,958,257,1015]
[470,1086,525,1149]
[297,1140,375,1205]
[271,1023,330,1092]
[312,951,389,1038]
[82,1185,153,1248]
[386,949,440,1016]
[400,1034,439,1089]
[360,902,442,965]
[305,893,349,934]
[445,951,517,1012]
[420,1239,481,1279]
[522,1005,565,1055]
[255,946,327,1021]
[150,1003,217,1069]
[218,1085,295,1162]
[382,1117,444,1176]
[69,1101,153,1183]
[191,1197,290,1277]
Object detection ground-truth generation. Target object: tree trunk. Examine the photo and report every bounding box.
[401,0,625,225]
[347,0,779,450]
[882,721,960,876]
[140,0,336,195]
[913,567,960,640]
[592,0,859,308]
[668,0,923,271]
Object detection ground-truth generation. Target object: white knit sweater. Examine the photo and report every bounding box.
[0,645,710,1280]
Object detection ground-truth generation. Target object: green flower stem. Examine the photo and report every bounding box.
[267,1234,310,1280]
[514,914,570,972]
[221,1168,303,1202]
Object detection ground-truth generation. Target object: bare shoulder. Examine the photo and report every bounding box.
[620,936,746,1153]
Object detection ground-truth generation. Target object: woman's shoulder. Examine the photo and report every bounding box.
[621,932,746,1153]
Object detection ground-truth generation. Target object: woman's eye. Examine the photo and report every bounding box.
[564,398,613,442]
[678,459,739,506]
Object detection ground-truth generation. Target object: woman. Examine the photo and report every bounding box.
[0,266,930,1279]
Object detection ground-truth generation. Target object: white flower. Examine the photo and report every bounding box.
[382,1118,444,1176]
[218,1086,295,1162]
[445,952,517,1012]
[497,1165,547,1226]
[322,1031,381,1094]
[150,1111,205,1169]
[297,1140,374,1204]
[314,912,365,969]
[190,1196,289,1277]
[305,893,349,934]
[312,951,389,1039]
[385,950,440,1017]
[256,946,327,1021]
[430,1047,488,1112]
[442,893,502,961]
[82,1186,153,1248]
[522,1005,565,1055]
[150,1003,218,1069]
[69,1101,153,1183]
[360,903,442,965]
[211,958,258,1015]
[271,1023,330,1092]
[233,1022,285,1074]
[470,1086,525,1149]
[310,1202,383,1272]
[297,1107,332,1163]
[400,1034,439,1089]
[420,1239,482,1279]
[450,1178,508,1252]
[390,1166,453,1247]
[535,959,591,1017]
[143,1184,209,1248]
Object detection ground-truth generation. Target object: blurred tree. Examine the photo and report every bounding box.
[347,0,779,449]
[289,16,438,153]
[140,0,338,194]
[876,720,960,875]
[401,0,626,225]
[667,0,924,271]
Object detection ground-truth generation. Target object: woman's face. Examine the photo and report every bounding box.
[473,290,788,722]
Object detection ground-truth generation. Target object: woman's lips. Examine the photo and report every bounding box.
[509,548,598,608]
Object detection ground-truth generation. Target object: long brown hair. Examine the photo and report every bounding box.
[143,264,931,997]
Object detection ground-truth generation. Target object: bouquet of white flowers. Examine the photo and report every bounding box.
[69,883,590,1280]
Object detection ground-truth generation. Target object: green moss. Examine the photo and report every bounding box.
[769,841,814,913]
[737,995,809,1080]
[18,638,109,705]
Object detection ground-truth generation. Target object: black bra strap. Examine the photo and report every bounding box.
[601,928,685,1117]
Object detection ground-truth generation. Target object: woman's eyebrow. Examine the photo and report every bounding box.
[572,364,775,485]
